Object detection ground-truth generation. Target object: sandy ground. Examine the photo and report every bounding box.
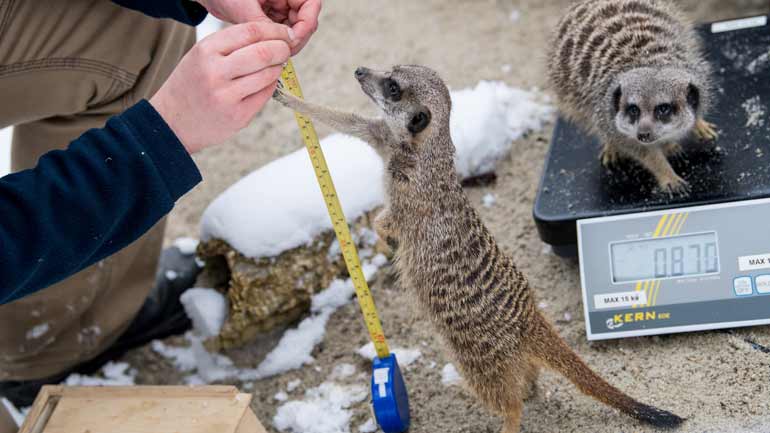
[131,1,770,432]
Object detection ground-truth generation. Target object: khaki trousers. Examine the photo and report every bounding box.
[0,0,195,380]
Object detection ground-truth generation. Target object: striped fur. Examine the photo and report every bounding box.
[273,65,685,433]
[548,0,715,195]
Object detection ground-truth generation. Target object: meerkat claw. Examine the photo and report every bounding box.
[694,119,718,141]
[659,176,691,197]
[600,146,620,168]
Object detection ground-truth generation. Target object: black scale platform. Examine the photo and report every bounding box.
[534,14,770,257]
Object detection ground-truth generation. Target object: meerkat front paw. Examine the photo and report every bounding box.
[272,81,290,103]
[599,143,621,167]
[693,119,718,141]
[657,174,691,197]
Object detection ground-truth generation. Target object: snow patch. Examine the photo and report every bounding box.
[273,382,368,433]
[180,288,228,337]
[64,361,136,386]
[275,391,289,402]
[330,363,356,380]
[153,256,386,383]
[201,135,385,259]
[358,418,378,433]
[441,363,462,386]
[482,193,496,208]
[173,237,199,255]
[509,10,520,22]
[450,81,553,179]
[287,379,302,392]
[356,342,422,367]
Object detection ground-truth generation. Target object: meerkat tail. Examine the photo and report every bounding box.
[531,314,684,428]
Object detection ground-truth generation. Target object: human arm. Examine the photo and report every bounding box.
[0,21,292,304]
[0,101,201,304]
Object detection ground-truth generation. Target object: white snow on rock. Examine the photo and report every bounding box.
[275,391,289,402]
[450,81,553,179]
[26,323,49,340]
[273,382,368,433]
[152,256,387,384]
[441,363,462,386]
[201,134,385,259]
[287,379,302,392]
[173,237,199,255]
[509,10,521,22]
[356,342,422,367]
[64,362,136,386]
[358,418,378,433]
[180,288,228,337]
[165,270,178,280]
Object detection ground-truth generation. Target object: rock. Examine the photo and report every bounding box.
[195,211,386,350]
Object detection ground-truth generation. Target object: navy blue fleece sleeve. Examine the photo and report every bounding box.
[0,100,202,304]
[111,0,208,25]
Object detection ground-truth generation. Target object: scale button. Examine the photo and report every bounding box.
[733,277,754,296]
[755,275,770,294]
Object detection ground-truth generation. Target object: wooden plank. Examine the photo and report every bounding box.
[18,386,269,433]
[235,405,269,433]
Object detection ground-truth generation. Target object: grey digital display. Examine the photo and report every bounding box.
[610,232,720,283]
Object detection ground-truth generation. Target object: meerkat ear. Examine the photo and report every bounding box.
[407,108,431,134]
[687,83,700,111]
[612,85,622,113]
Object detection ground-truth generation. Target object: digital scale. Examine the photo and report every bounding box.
[533,15,770,340]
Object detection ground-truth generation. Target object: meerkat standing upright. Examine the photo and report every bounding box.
[273,65,684,432]
[549,0,717,195]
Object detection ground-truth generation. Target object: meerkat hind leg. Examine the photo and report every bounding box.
[501,400,524,433]
[694,118,718,141]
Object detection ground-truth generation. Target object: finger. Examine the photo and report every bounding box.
[287,0,321,51]
[225,40,290,78]
[231,64,284,98]
[240,81,280,117]
[204,20,292,55]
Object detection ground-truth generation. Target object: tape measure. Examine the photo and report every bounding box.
[280,59,409,433]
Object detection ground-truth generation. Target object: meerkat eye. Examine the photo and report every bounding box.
[654,103,673,120]
[384,79,402,101]
[625,104,640,122]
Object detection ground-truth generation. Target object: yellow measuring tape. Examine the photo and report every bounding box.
[280,59,390,359]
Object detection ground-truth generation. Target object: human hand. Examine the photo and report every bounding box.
[150,21,292,154]
[196,0,321,54]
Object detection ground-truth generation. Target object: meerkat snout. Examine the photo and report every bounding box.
[354,65,448,140]
[612,68,699,147]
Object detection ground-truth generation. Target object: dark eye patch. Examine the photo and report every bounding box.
[625,104,640,123]
[654,103,674,121]
[383,78,402,101]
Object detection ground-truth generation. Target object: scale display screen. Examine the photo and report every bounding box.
[578,197,770,340]
[610,232,720,283]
